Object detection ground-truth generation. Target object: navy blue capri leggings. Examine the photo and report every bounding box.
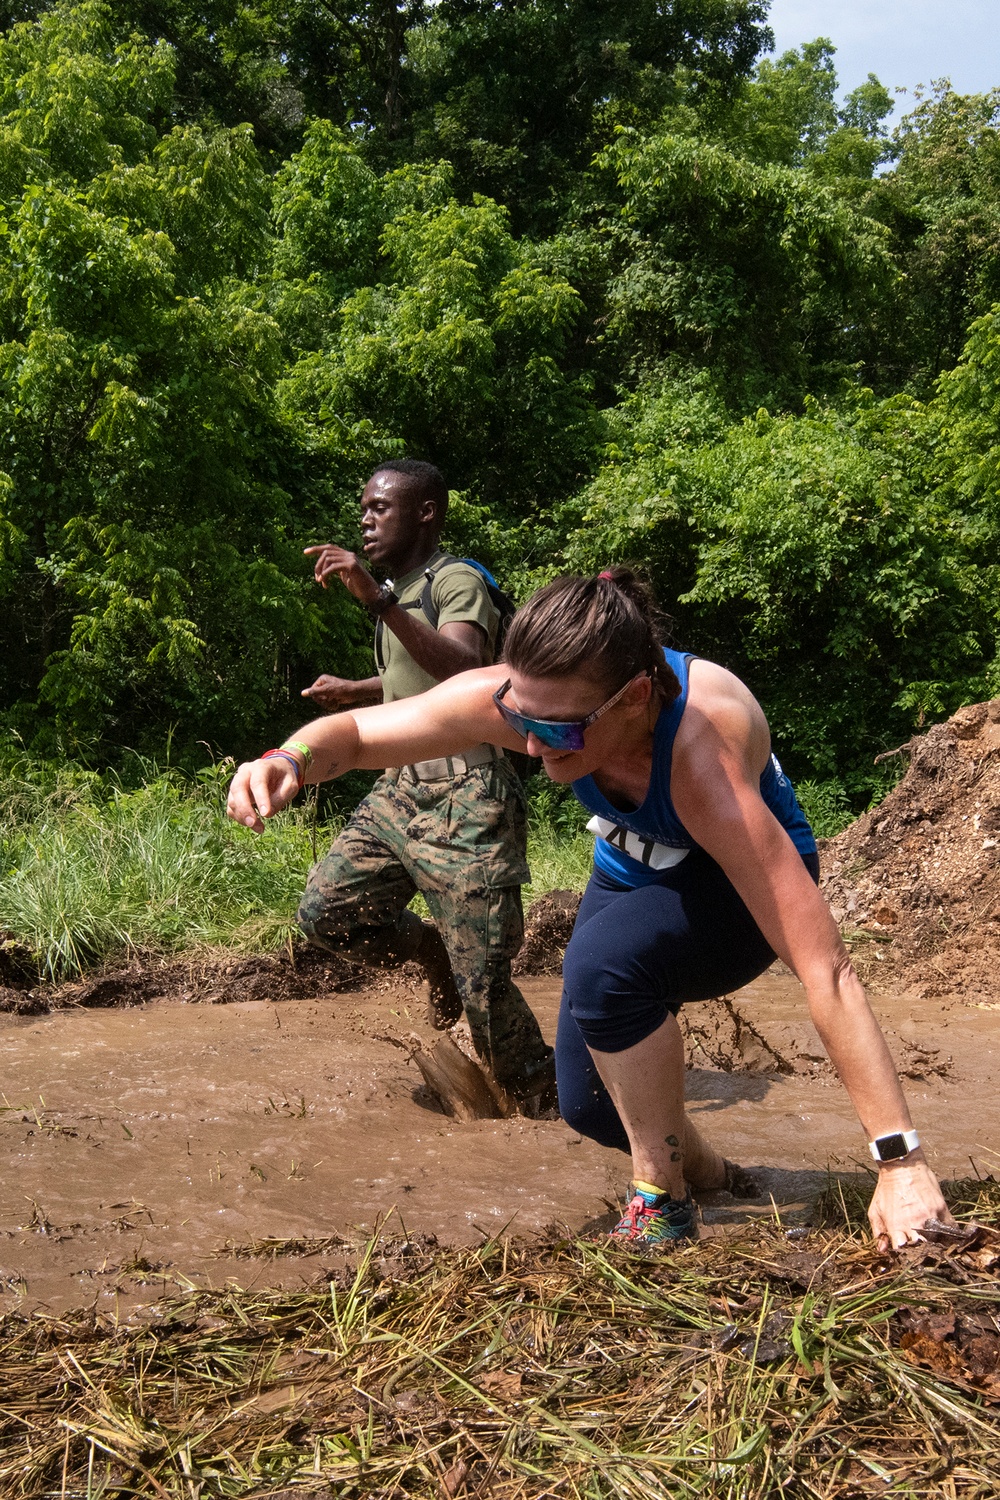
[556,847,821,1153]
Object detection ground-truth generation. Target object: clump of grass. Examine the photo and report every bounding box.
[794,778,854,839]
[524,775,593,901]
[0,758,324,979]
[3,1185,1000,1498]
[524,821,593,903]
[0,756,592,981]
[818,1164,1000,1233]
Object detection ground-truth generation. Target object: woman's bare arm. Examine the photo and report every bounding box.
[669,679,951,1247]
[227,664,521,832]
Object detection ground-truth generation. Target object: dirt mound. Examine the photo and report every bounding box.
[7,945,379,1014]
[514,888,582,975]
[822,698,1000,999]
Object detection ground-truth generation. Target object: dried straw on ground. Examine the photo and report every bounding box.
[3,1180,1000,1498]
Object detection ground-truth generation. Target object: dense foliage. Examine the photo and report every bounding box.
[1,0,998,799]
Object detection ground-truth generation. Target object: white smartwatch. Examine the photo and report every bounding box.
[869,1129,920,1163]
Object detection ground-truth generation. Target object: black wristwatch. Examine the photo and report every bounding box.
[366,584,398,617]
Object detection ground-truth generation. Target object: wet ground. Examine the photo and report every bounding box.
[1,971,997,1314]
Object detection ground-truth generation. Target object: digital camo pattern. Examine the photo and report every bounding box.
[297,757,552,1097]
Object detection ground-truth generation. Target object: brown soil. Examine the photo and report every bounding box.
[0,943,387,1013]
[513,887,581,975]
[821,697,1000,999]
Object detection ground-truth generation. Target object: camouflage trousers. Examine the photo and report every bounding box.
[297,758,552,1096]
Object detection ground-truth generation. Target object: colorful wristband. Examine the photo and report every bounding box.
[281,739,313,769]
[261,749,304,789]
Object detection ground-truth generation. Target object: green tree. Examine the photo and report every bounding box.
[0,2,360,758]
[3,0,999,793]
[721,37,839,166]
[590,125,897,407]
[276,148,599,512]
[718,39,893,180]
[861,86,1000,392]
[0,1,433,158]
[562,379,992,787]
[402,0,771,230]
[935,303,1000,697]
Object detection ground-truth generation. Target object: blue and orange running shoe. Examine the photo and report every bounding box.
[610,1183,697,1252]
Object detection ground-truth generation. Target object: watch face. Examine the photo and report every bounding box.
[875,1132,909,1161]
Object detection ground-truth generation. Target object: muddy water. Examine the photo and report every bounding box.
[1,973,997,1313]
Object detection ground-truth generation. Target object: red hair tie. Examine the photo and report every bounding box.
[598,570,615,580]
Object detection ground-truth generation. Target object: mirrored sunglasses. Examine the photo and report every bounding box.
[492,674,644,752]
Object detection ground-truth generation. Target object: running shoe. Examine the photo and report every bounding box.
[610,1184,697,1251]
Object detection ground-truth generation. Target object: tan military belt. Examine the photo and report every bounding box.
[404,743,501,782]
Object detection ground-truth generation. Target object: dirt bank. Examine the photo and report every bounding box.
[0,942,374,1015]
[821,697,1000,999]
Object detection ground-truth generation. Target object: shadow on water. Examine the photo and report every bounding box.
[696,1164,858,1228]
[685,1065,774,1109]
[577,1165,876,1238]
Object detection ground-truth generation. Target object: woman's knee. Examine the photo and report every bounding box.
[561,934,621,1039]
[555,973,633,1152]
[562,919,671,1052]
[564,960,667,1056]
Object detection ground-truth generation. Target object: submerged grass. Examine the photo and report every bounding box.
[0,757,591,980]
[3,1185,1000,1498]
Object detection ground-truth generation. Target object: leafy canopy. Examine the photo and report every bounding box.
[1,1,999,799]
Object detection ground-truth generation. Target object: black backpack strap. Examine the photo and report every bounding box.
[418,554,462,633]
[422,555,513,637]
[375,555,498,667]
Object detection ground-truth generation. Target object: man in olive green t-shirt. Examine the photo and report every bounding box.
[296,460,553,1107]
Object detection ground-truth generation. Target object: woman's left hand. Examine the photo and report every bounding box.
[867,1156,955,1249]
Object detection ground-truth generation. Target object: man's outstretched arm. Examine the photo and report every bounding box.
[301,674,384,711]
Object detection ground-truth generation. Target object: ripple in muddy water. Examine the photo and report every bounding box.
[0,969,993,1312]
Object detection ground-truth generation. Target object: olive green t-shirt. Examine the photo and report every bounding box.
[376,549,499,704]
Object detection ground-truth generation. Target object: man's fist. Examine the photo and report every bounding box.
[302,674,359,710]
[303,544,379,604]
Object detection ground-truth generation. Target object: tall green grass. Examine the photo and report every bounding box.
[793,778,854,838]
[0,759,321,979]
[4,755,871,983]
[0,758,592,981]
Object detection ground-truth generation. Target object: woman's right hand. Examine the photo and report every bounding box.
[227,758,301,834]
[867,1155,954,1250]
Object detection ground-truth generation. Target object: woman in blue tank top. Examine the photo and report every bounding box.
[230,569,953,1254]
